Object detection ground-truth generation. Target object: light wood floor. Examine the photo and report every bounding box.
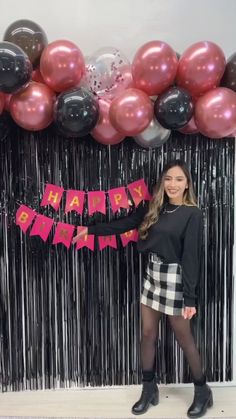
[0,385,235,418]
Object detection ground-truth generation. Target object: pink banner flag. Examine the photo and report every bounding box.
[40,184,64,211]
[65,190,85,214]
[98,235,117,250]
[127,179,151,206]
[75,227,95,251]
[88,191,106,215]
[30,214,54,242]
[16,205,36,233]
[108,187,129,212]
[52,222,74,249]
[120,229,139,247]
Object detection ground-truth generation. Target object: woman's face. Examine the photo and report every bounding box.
[163,166,188,204]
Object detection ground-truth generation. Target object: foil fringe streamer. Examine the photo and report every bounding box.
[0,123,234,391]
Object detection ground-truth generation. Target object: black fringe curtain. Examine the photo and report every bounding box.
[0,118,234,391]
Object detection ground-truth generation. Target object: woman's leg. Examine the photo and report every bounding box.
[140,303,162,376]
[132,304,162,415]
[167,315,203,381]
[168,315,213,418]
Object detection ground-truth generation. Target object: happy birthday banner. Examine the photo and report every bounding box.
[15,179,150,250]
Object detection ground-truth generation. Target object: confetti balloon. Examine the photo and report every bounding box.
[81,47,133,100]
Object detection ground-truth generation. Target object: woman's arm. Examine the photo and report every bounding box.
[87,202,148,236]
[72,201,148,243]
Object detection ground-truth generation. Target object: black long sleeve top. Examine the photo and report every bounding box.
[88,202,203,307]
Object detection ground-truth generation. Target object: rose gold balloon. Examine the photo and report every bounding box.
[40,40,85,92]
[91,98,124,145]
[132,41,178,96]
[195,87,236,138]
[0,93,5,114]
[10,81,55,130]
[109,88,153,136]
[32,68,45,84]
[226,130,236,137]
[176,41,226,96]
[4,94,12,112]
[178,116,198,134]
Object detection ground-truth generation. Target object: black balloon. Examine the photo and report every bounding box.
[0,42,32,94]
[54,87,99,138]
[154,86,193,129]
[3,19,48,68]
[221,52,236,92]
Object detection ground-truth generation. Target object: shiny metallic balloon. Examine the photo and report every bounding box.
[176,41,226,96]
[195,87,236,138]
[0,41,32,93]
[10,81,55,131]
[109,88,153,136]
[91,98,124,145]
[40,40,85,92]
[134,117,171,148]
[221,52,236,92]
[54,87,99,137]
[154,86,194,129]
[132,40,178,96]
[3,19,48,68]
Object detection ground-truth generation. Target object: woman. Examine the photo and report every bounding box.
[72,160,213,418]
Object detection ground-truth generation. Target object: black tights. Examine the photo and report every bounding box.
[141,304,204,382]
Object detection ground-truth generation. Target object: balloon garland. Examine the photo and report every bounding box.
[0,19,236,145]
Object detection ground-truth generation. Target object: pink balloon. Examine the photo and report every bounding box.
[32,68,45,84]
[178,116,198,134]
[40,40,85,92]
[109,88,153,136]
[226,131,236,137]
[10,82,55,130]
[0,93,5,114]
[91,99,125,145]
[132,41,178,96]
[195,87,236,138]
[176,41,226,96]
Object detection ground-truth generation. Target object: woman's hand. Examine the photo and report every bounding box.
[72,227,88,244]
[183,306,196,320]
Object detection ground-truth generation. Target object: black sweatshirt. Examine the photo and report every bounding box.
[88,202,203,307]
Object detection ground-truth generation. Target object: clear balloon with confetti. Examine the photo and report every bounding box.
[81,47,133,100]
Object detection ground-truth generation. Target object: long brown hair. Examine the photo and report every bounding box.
[138,160,197,240]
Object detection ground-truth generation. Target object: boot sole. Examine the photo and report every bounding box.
[187,394,213,418]
[131,396,159,415]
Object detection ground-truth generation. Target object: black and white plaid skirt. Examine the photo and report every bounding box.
[141,253,184,316]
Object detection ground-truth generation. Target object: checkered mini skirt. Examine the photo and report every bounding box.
[141,253,184,316]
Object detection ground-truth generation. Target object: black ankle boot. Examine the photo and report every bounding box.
[131,378,159,415]
[187,384,213,418]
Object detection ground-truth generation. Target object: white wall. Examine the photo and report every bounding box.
[0,0,235,60]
